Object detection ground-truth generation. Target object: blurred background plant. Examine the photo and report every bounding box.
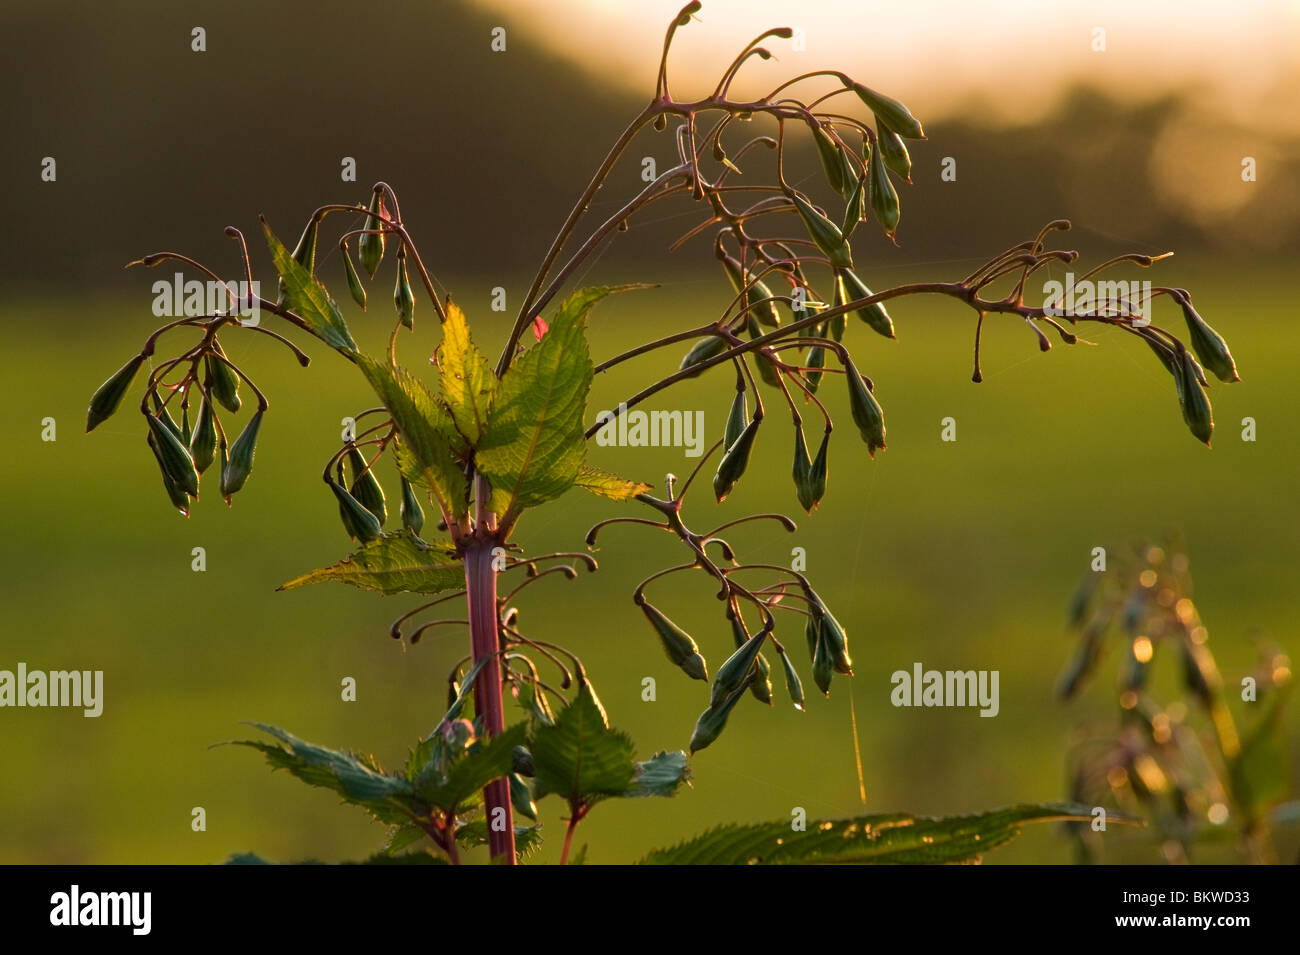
[1059,534,1293,863]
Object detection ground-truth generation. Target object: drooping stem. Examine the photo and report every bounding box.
[463,538,516,865]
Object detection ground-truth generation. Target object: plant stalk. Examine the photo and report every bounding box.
[464,538,516,864]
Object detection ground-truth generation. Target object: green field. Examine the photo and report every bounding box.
[1,258,1295,864]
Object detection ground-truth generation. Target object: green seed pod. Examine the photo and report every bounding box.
[877,122,913,182]
[511,744,535,777]
[679,334,728,376]
[713,615,769,706]
[189,395,218,474]
[205,341,242,413]
[86,354,144,432]
[849,83,926,139]
[342,244,367,310]
[749,652,773,705]
[146,412,200,497]
[808,429,829,510]
[394,254,415,329]
[329,479,382,542]
[1175,348,1213,446]
[838,268,895,339]
[146,432,191,516]
[151,394,183,440]
[844,358,886,456]
[813,600,853,675]
[509,772,538,821]
[748,326,782,389]
[712,414,761,502]
[805,613,820,663]
[806,344,826,392]
[688,682,748,754]
[788,190,853,269]
[812,123,849,197]
[400,476,425,536]
[346,446,388,525]
[1056,629,1101,701]
[180,401,192,445]
[811,629,834,696]
[779,650,806,711]
[1179,298,1239,383]
[723,388,747,451]
[277,215,320,303]
[639,601,708,681]
[842,166,867,239]
[220,409,263,501]
[358,191,386,278]
[868,136,900,238]
[747,275,782,329]
[792,420,816,513]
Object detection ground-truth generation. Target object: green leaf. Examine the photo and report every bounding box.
[455,822,544,859]
[416,724,528,812]
[278,531,462,596]
[262,218,356,352]
[640,803,1142,865]
[438,300,496,449]
[355,353,467,517]
[1230,689,1289,818]
[531,682,637,805]
[574,464,652,501]
[477,285,641,522]
[230,722,422,826]
[627,750,691,798]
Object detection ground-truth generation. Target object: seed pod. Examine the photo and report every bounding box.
[679,334,728,376]
[1179,298,1238,383]
[205,341,242,413]
[180,401,192,445]
[812,123,849,196]
[189,395,218,474]
[151,395,183,440]
[511,744,535,777]
[639,601,708,681]
[748,330,782,389]
[723,388,747,451]
[713,615,769,706]
[1175,348,1213,446]
[868,136,900,238]
[329,479,382,542]
[358,191,386,278]
[346,446,388,525]
[806,344,826,392]
[86,354,144,432]
[844,358,886,456]
[400,476,425,536]
[712,414,760,502]
[877,121,912,183]
[146,412,200,497]
[147,432,191,516]
[848,83,926,140]
[811,628,834,696]
[747,275,782,328]
[688,682,749,754]
[277,215,320,303]
[788,190,853,269]
[838,267,895,339]
[220,409,263,501]
[808,429,829,510]
[394,254,415,329]
[509,773,538,821]
[1056,628,1101,701]
[342,244,367,310]
[813,599,853,674]
[779,650,806,711]
[792,420,816,512]
[842,166,867,239]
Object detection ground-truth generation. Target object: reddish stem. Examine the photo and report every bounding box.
[464,539,516,864]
